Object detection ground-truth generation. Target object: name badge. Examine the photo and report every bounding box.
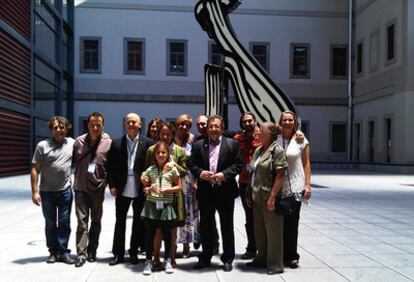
[156,201,164,210]
[87,163,96,174]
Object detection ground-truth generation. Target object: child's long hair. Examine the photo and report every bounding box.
[153,141,170,168]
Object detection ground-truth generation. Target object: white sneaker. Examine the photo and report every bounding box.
[164,259,174,274]
[143,260,152,275]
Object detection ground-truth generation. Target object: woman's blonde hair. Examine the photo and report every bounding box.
[175,114,193,128]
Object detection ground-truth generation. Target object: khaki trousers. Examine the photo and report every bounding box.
[252,188,284,272]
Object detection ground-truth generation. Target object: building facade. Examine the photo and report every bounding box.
[352,0,414,171]
[0,0,74,176]
[74,0,350,162]
[1,0,413,176]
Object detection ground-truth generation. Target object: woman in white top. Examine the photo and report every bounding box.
[277,111,311,269]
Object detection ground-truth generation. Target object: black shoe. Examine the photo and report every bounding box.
[129,255,139,265]
[109,256,124,266]
[223,262,233,272]
[287,259,299,269]
[240,251,256,260]
[86,253,96,262]
[60,255,75,265]
[193,242,201,250]
[193,261,211,270]
[75,257,86,267]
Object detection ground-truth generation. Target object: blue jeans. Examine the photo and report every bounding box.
[40,187,73,257]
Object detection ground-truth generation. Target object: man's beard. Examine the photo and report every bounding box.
[244,125,254,132]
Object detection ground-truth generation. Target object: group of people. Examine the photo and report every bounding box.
[31,110,311,276]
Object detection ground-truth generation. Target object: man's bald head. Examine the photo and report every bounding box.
[124,113,142,138]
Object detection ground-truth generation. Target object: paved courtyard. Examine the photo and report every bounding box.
[0,170,413,282]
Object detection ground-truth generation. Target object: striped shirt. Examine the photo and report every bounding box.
[142,165,179,203]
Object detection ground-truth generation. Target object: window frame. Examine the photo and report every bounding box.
[330,44,348,80]
[249,41,270,73]
[123,38,145,75]
[79,36,102,74]
[166,39,188,76]
[290,43,311,79]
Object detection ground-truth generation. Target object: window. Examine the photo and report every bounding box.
[330,45,347,79]
[208,42,223,66]
[368,120,375,162]
[80,37,101,73]
[385,117,392,163]
[331,123,346,153]
[369,30,379,72]
[124,38,145,74]
[300,120,309,140]
[79,117,88,135]
[356,40,364,74]
[290,43,310,79]
[167,39,187,76]
[250,42,269,72]
[386,19,396,64]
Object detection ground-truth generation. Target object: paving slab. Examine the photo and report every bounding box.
[1,170,414,281]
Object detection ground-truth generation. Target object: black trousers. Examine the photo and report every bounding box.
[283,201,301,262]
[239,183,256,253]
[111,195,145,257]
[145,219,173,260]
[199,198,235,264]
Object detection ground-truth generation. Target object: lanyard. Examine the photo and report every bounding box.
[157,166,163,188]
[127,138,138,169]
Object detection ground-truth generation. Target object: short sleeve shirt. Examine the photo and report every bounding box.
[32,137,75,192]
[142,165,179,203]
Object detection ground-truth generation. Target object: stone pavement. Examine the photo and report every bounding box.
[0,170,414,282]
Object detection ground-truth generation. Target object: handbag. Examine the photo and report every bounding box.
[270,145,298,216]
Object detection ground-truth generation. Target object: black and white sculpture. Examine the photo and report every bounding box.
[196,0,296,124]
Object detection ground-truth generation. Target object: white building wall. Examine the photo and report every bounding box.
[353,0,413,165]
[74,0,350,162]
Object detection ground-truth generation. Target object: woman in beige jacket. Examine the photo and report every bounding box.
[246,122,288,275]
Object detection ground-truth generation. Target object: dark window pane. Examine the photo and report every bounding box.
[169,42,185,73]
[292,46,308,76]
[83,39,99,70]
[387,24,395,61]
[211,43,223,65]
[357,43,363,73]
[127,41,143,71]
[332,124,346,152]
[332,47,347,77]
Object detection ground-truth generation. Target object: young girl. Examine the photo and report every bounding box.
[141,142,181,275]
